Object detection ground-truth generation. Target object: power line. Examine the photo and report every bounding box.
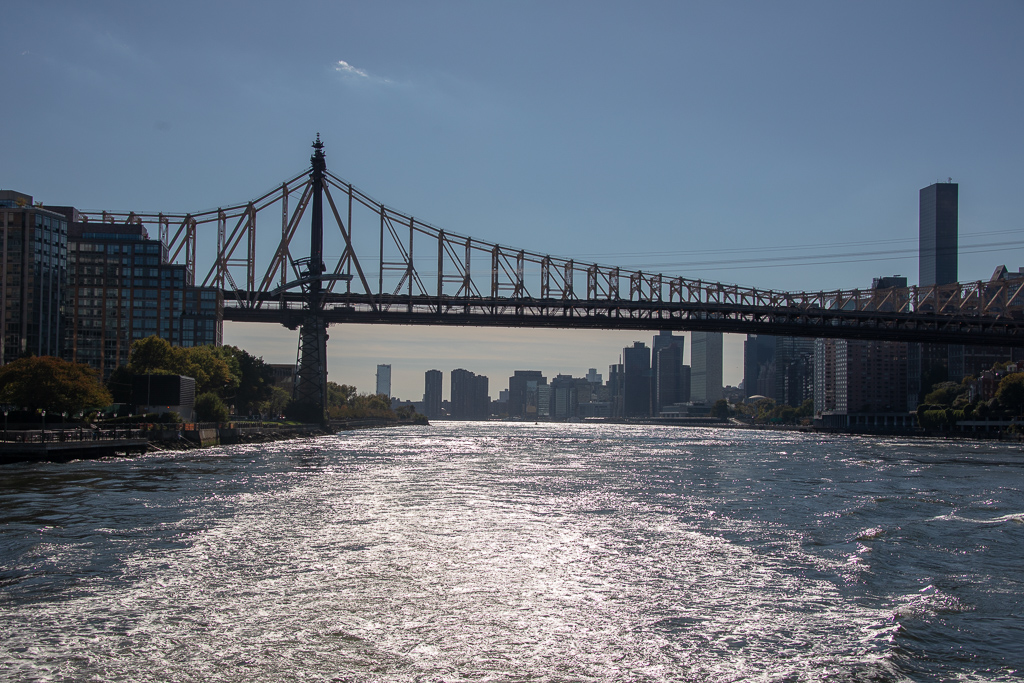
[618,240,1024,271]
[573,228,1022,260]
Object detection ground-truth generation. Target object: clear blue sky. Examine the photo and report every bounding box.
[3,1,1022,400]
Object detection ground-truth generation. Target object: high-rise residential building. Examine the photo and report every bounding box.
[536,383,551,419]
[508,370,546,418]
[919,182,958,287]
[622,341,651,417]
[744,334,775,399]
[774,337,815,407]
[0,191,68,364]
[58,217,221,379]
[651,331,685,414]
[608,363,624,418]
[550,374,579,421]
[655,344,684,413]
[814,338,910,427]
[423,369,443,418]
[691,331,723,403]
[451,368,489,420]
[815,275,913,427]
[376,363,392,397]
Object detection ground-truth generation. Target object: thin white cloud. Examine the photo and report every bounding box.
[335,60,369,78]
[333,60,392,85]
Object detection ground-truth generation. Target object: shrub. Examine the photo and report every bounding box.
[194,392,229,422]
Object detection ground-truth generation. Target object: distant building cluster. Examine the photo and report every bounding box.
[395,328,714,422]
[751,181,1024,430]
[0,190,221,379]
[386,182,1023,428]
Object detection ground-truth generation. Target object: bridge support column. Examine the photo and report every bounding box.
[290,135,330,426]
[293,315,328,424]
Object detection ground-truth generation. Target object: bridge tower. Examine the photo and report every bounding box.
[291,135,329,423]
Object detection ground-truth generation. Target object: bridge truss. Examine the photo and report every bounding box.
[80,150,1024,349]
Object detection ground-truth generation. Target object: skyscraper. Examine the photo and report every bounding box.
[451,368,489,420]
[0,191,67,364]
[651,331,685,414]
[691,331,723,403]
[743,334,775,399]
[655,343,684,413]
[915,182,958,402]
[423,369,442,418]
[375,364,392,397]
[773,337,815,407]
[508,370,546,418]
[814,338,909,427]
[622,341,651,417]
[608,363,624,418]
[919,182,958,287]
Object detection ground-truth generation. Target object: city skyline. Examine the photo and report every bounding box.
[224,324,720,403]
[5,2,1023,400]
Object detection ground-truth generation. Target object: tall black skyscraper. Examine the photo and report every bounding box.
[914,182,958,402]
[919,182,958,287]
[743,334,775,399]
[651,331,685,413]
[508,370,546,418]
[424,369,442,418]
[451,368,489,420]
[622,342,651,417]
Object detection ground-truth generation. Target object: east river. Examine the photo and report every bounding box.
[1,422,1022,682]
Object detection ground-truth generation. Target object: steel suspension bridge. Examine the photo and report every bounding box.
[80,138,1024,418]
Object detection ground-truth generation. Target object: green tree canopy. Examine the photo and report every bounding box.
[0,356,112,414]
[710,398,730,419]
[996,372,1024,416]
[124,336,236,395]
[221,345,275,415]
[194,392,229,422]
[924,381,966,406]
[327,382,357,409]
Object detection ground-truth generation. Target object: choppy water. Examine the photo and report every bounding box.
[1,423,1022,682]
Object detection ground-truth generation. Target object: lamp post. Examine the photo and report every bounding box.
[41,409,46,443]
[3,409,7,441]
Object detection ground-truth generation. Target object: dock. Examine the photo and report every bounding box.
[0,428,149,464]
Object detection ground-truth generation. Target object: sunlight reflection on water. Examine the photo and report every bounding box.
[1,423,1021,681]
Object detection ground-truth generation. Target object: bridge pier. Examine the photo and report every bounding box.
[290,135,331,425]
[293,315,329,423]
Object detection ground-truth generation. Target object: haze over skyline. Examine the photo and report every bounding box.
[3,1,1022,400]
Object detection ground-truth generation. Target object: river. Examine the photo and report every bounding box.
[1,422,1022,682]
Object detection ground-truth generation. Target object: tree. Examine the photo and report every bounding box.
[267,386,291,418]
[124,336,236,396]
[710,398,730,419]
[924,381,965,406]
[996,373,1024,416]
[0,356,112,414]
[125,336,176,374]
[194,392,229,422]
[176,345,236,396]
[221,346,275,415]
[327,382,357,409]
[797,398,814,418]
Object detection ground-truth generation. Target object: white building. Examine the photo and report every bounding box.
[376,363,392,397]
[690,331,723,403]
